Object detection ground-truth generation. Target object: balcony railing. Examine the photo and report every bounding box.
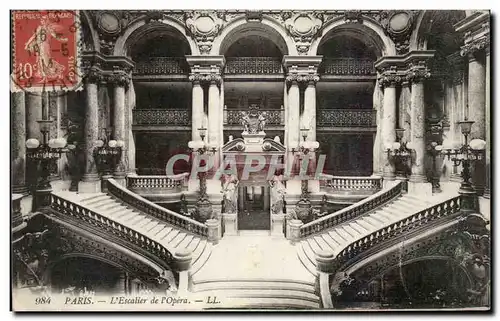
[133,109,191,126]
[134,57,189,75]
[320,58,375,76]
[127,174,187,195]
[317,109,376,127]
[321,174,382,192]
[224,57,283,74]
[224,107,285,125]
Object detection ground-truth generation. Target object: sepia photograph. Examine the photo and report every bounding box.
[9,7,491,311]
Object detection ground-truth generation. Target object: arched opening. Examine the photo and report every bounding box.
[317,33,378,176]
[129,27,192,175]
[337,258,472,309]
[221,26,287,149]
[49,256,126,295]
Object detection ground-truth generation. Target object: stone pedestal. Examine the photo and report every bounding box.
[78,180,101,193]
[271,214,285,237]
[12,194,26,233]
[172,248,193,272]
[206,218,221,245]
[407,181,432,197]
[208,80,220,146]
[222,213,238,236]
[315,249,335,274]
[289,219,303,244]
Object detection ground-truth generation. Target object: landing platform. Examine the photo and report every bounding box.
[192,235,314,284]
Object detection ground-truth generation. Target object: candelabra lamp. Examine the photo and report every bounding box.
[427,142,443,193]
[188,127,217,223]
[293,128,320,223]
[26,120,68,210]
[442,120,486,213]
[94,129,124,192]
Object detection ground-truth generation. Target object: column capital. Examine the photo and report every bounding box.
[84,67,103,85]
[107,70,131,88]
[189,72,222,86]
[460,36,490,58]
[405,61,431,84]
[285,72,320,85]
[377,67,404,88]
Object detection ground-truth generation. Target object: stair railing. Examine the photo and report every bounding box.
[107,179,208,237]
[300,181,403,238]
[49,193,174,267]
[332,195,462,271]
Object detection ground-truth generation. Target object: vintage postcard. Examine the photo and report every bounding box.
[11,9,491,311]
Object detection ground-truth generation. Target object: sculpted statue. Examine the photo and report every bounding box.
[241,106,267,134]
[222,173,239,214]
[269,174,286,215]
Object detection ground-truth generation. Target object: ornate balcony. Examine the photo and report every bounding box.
[223,107,285,126]
[134,57,189,75]
[320,58,375,76]
[133,109,191,126]
[317,109,376,128]
[224,57,283,74]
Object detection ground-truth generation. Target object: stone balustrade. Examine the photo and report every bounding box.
[108,178,208,237]
[300,181,403,238]
[331,195,462,271]
[50,192,174,266]
[317,109,376,127]
[224,107,285,126]
[224,57,283,74]
[133,109,191,126]
[127,174,187,194]
[134,57,189,75]
[321,174,382,192]
[320,58,375,75]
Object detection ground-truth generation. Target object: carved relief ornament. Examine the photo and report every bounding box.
[184,11,226,55]
[377,66,404,88]
[188,72,222,86]
[377,10,418,55]
[460,36,490,57]
[405,61,431,83]
[283,13,323,55]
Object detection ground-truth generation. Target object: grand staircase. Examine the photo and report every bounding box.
[296,193,453,275]
[52,190,212,275]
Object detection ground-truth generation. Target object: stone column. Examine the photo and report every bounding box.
[467,51,486,195]
[189,75,204,142]
[78,69,101,193]
[127,78,136,176]
[111,71,130,185]
[25,93,42,141]
[12,92,28,194]
[286,77,301,194]
[484,47,490,198]
[409,79,426,183]
[467,52,486,140]
[208,76,221,146]
[284,83,288,146]
[303,78,318,141]
[219,79,224,147]
[372,80,381,176]
[380,81,397,181]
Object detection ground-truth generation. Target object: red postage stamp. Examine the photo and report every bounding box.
[11,10,81,92]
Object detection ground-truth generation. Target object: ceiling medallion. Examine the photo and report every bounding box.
[284,13,323,55]
[97,11,122,36]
